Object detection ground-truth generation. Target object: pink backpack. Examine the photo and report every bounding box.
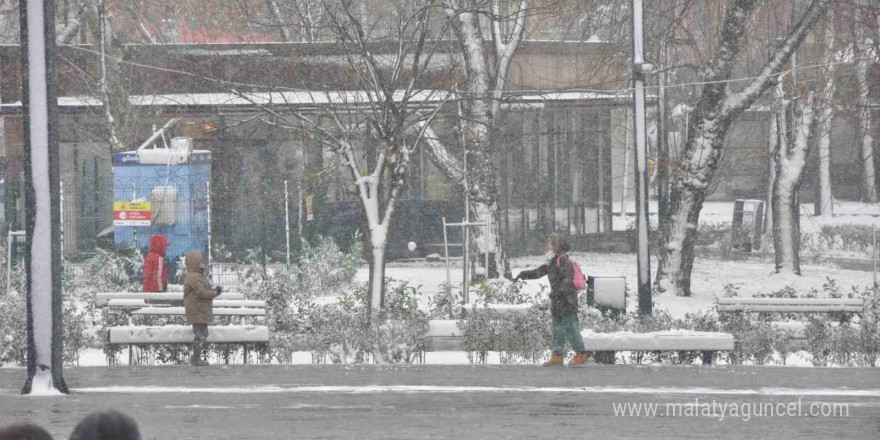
[557,256,587,291]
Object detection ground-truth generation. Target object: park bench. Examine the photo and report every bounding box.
[108,325,270,364]
[716,297,865,349]
[581,330,735,365]
[98,287,269,365]
[95,290,246,306]
[715,297,865,313]
[421,321,734,365]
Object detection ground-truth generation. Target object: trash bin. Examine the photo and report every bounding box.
[587,275,626,314]
[731,199,765,251]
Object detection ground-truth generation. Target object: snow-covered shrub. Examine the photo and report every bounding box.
[457,308,497,364]
[804,317,832,366]
[428,283,462,319]
[0,290,26,366]
[308,280,429,364]
[0,258,94,366]
[239,234,363,362]
[819,224,873,254]
[495,307,553,364]
[366,280,429,364]
[857,321,880,367]
[829,323,860,367]
[78,248,144,293]
[474,279,531,305]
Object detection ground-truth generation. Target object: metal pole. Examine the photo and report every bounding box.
[442,217,451,315]
[59,181,64,260]
[632,0,653,315]
[485,222,489,280]
[284,180,291,267]
[621,113,631,219]
[297,180,303,239]
[206,180,212,280]
[460,97,470,305]
[20,0,68,394]
[6,231,12,292]
[873,223,877,287]
[132,183,138,250]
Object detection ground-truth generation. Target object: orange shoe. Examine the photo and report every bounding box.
[543,354,564,367]
[567,352,589,366]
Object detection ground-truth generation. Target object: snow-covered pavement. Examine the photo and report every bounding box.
[0,365,876,439]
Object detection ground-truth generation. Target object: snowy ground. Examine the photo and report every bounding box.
[361,252,876,318]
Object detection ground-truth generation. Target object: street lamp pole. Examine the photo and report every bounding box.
[632,0,653,316]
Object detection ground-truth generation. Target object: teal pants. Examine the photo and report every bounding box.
[551,314,586,355]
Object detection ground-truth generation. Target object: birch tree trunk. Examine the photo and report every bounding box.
[816,15,837,216]
[772,87,815,275]
[854,1,877,203]
[420,0,527,279]
[655,0,828,296]
[765,112,778,235]
[91,0,126,150]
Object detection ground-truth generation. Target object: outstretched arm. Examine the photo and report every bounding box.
[516,264,548,281]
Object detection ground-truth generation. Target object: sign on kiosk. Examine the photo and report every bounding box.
[114,201,152,226]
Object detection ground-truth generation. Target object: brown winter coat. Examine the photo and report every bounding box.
[183,252,217,324]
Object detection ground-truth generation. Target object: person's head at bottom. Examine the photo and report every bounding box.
[0,423,54,440]
[68,411,140,440]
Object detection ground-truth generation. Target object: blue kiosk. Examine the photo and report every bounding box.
[113,142,211,270]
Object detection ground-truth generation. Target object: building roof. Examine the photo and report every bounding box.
[0,90,637,115]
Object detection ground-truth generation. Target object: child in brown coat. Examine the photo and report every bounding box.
[183,252,221,366]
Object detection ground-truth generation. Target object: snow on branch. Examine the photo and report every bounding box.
[723,0,829,116]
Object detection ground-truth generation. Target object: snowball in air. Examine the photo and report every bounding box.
[407,241,417,252]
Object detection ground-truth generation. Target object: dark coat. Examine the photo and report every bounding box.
[183,252,218,325]
[518,253,578,316]
[69,411,141,440]
[142,235,168,292]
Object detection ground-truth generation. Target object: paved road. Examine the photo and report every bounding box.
[0,365,878,439]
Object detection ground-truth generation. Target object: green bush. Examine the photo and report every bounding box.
[0,258,95,367]
[241,234,364,363]
[308,280,429,364]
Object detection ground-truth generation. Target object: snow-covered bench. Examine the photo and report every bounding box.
[716,297,864,313]
[106,299,266,311]
[461,303,533,316]
[581,330,735,365]
[108,325,270,364]
[425,320,463,351]
[101,290,269,365]
[95,290,245,306]
[423,321,733,365]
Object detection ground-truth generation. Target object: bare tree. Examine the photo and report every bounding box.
[265,0,326,42]
[853,0,877,203]
[242,0,449,310]
[655,0,828,297]
[419,0,528,279]
[770,82,815,274]
[815,12,837,216]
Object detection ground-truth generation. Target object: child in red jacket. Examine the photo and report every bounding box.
[143,235,169,292]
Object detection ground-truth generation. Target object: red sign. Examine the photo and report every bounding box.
[114,201,152,226]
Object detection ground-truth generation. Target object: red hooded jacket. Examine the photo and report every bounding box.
[143,235,169,292]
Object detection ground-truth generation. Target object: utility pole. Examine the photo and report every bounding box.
[632,0,652,316]
[20,0,68,395]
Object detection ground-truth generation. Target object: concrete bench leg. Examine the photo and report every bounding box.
[702,351,714,366]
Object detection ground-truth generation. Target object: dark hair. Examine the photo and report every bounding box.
[68,412,140,440]
[0,423,54,440]
[548,233,570,254]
